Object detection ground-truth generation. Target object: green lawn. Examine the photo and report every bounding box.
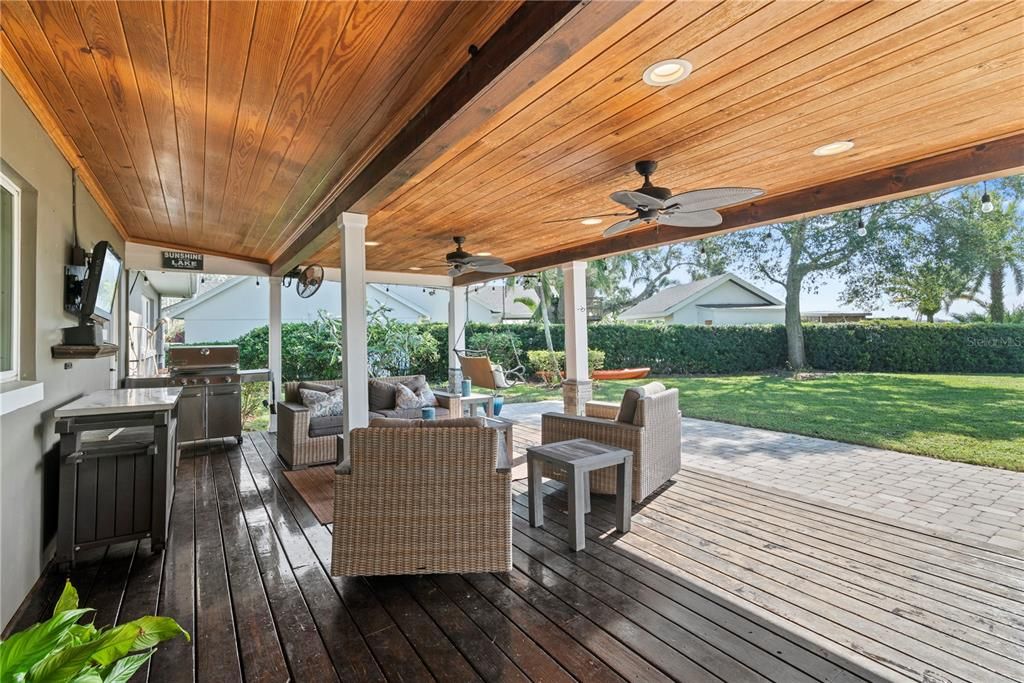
[501,373,1024,471]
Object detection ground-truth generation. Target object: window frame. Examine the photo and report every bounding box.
[0,172,21,383]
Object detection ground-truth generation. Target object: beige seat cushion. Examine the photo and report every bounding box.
[369,416,484,429]
[616,381,667,423]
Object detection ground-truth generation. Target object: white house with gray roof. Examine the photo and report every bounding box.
[618,273,785,326]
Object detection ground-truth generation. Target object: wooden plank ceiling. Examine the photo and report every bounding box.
[0,0,520,257]
[3,1,1023,273]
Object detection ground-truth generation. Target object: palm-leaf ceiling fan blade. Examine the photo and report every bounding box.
[462,255,504,266]
[448,265,468,278]
[472,262,514,274]
[542,211,634,224]
[665,187,764,212]
[603,217,649,238]
[610,190,666,211]
[657,209,723,228]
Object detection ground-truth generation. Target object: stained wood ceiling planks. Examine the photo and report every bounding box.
[0,0,520,257]
[2,1,1021,273]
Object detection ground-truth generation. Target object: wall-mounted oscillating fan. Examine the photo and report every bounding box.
[283,264,324,299]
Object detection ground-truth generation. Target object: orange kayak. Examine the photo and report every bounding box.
[592,368,651,381]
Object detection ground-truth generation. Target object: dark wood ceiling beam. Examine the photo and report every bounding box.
[271,0,641,276]
[455,133,1024,284]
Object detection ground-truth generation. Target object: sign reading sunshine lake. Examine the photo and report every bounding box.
[161,251,204,271]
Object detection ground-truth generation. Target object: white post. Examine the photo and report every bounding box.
[339,212,369,461]
[268,276,282,432]
[562,261,591,415]
[448,285,467,391]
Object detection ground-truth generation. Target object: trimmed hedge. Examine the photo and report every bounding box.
[177,320,1024,382]
[804,322,1024,373]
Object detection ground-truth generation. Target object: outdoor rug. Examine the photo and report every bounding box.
[283,465,335,524]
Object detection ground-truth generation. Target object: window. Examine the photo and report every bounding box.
[0,173,19,383]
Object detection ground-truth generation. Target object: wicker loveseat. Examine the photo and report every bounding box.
[277,375,458,469]
[331,417,511,576]
[541,382,681,502]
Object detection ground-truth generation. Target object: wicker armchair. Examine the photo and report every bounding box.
[278,379,345,469]
[277,375,458,470]
[541,383,681,502]
[331,419,511,576]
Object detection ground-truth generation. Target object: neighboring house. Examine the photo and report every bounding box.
[162,277,539,343]
[164,277,438,343]
[802,311,872,323]
[618,273,785,326]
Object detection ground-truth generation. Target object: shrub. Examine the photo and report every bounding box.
[177,319,1024,381]
[526,350,606,377]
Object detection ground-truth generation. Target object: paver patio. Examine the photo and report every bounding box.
[504,401,1024,550]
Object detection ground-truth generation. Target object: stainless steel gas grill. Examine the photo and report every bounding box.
[125,345,271,444]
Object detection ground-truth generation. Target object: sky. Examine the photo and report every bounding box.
[664,177,1024,321]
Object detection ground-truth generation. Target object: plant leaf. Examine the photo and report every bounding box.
[0,608,92,676]
[69,669,104,683]
[53,581,80,616]
[122,616,190,650]
[82,625,144,668]
[101,650,153,683]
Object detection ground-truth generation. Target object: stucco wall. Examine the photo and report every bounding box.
[0,74,126,629]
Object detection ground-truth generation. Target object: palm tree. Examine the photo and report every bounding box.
[948,189,1024,322]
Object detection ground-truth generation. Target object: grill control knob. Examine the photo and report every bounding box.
[202,377,210,385]
[180,379,188,386]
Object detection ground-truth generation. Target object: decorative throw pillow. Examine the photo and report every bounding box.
[402,376,438,407]
[394,382,427,410]
[299,388,344,418]
[416,382,437,407]
[368,379,396,411]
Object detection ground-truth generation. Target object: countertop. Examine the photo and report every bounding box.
[55,388,182,418]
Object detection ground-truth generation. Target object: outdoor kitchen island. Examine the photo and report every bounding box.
[53,388,181,568]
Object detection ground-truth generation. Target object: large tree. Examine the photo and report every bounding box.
[720,205,910,369]
[846,179,1024,323]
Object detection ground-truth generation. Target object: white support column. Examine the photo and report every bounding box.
[339,212,370,462]
[448,285,467,391]
[561,261,591,415]
[268,276,283,432]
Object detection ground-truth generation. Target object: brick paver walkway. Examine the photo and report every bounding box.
[681,418,1024,550]
[502,401,1024,550]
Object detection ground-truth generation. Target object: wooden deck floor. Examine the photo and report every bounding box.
[9,432,1022,682]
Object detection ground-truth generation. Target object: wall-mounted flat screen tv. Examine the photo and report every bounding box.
[82,241,122,323]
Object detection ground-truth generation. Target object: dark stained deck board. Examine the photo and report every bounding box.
[9,432,1021,683]
[524,477,1024,683]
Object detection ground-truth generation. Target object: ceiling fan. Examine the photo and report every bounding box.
[435,236,514,277]
[546,160,764,238]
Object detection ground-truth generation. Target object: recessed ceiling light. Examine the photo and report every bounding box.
[477,251,492,256]
[581,218,603,225]
[812,140,855,156]
[409,266,423,271]
[643,59,692,86]
[364,241,381,246]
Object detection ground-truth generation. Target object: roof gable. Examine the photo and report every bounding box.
[619,273,782,320]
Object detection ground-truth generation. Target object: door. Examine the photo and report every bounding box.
[207,385,242,439]
[176,386,206,443]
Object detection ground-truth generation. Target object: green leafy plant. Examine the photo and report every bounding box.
[527,350,606,383]
[319,306,440,378]
[0,580,189,682]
